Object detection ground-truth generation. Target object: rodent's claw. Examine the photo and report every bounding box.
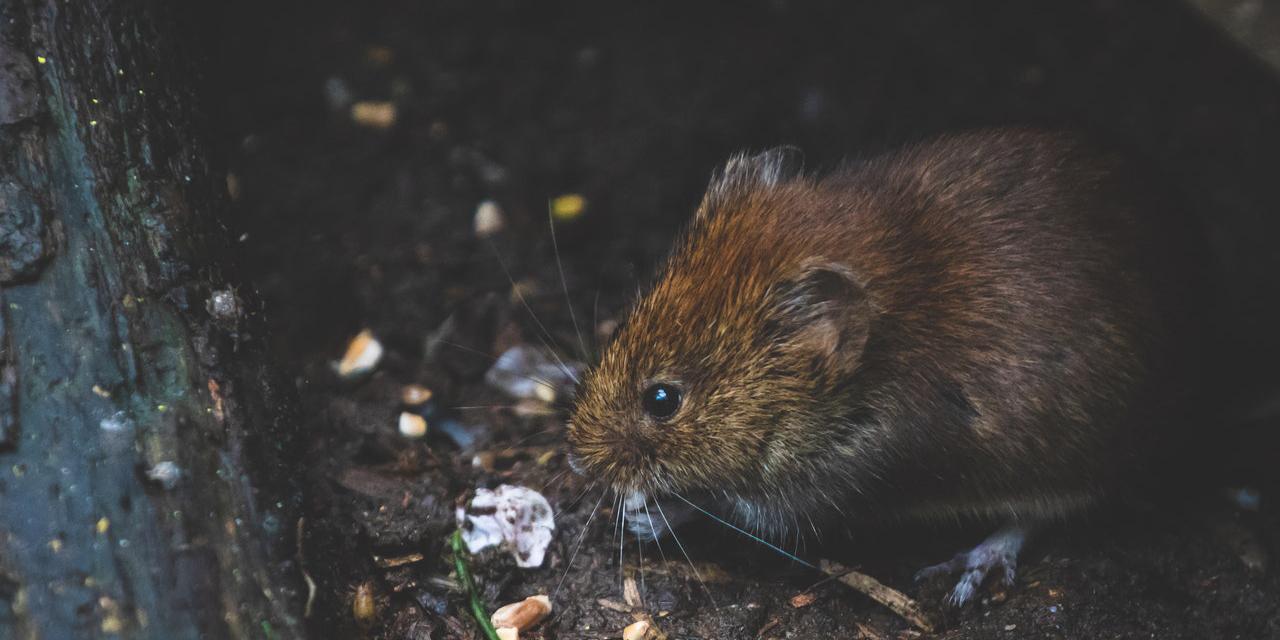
[915,525,1027,607]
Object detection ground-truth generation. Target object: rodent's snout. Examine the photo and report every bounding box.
[564,421,655,492]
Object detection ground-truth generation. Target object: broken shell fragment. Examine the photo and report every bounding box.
[474,199,505,237]
[456,485,555,568]
[400,384,433,406]
[397,412,427,438]
[336,329,383,378]
[490,595,552,631]
[622,620,652,640]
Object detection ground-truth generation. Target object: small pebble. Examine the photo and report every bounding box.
[398,412,427,438]
[147,461,182,489]
[322,76,353,111]
[1227,486,1262,511]
[400,384,433,406]
[622,620,651,640]
[352,581,376,626]
[789,591,818,608]
[474,199,505,237]
[336,329,383,377]
[550,193,586,221]
[206,288,243,322]
[365,45,394,66]
[350,101,396,129]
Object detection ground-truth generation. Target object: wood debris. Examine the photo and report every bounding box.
[820,560,936,633]
[789,591,818,608]
[373,552,424,569]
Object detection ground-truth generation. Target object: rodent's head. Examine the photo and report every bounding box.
[568,151,873,506]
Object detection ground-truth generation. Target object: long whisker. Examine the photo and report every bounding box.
[433,339,561,389]
[672,493,816,569]
[641,502,669,566]
[548,208,590,362]
[484,238,580,384]
[554,487,607,600]
[654,500,717,609]
[539,469,569,493]
[634,520,646,602]
[618,499,627,597]
[433,338,501,362]
[553,481,597,521]
[510,426,564,447]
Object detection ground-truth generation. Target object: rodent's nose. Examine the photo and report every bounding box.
[566,428,659,490]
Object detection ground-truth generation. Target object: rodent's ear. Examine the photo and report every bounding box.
[771,260,870,373]
[699,147,805,218]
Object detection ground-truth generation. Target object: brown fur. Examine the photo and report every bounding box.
[568,129,1200,536]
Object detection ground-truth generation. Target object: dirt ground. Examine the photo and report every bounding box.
[205,1,1280,638]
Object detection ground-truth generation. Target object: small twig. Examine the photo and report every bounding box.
[373,552,425,569]
[820,560,937,633]
[451,530,502,640]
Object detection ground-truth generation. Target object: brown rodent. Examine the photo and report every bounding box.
[566,129,1204,603]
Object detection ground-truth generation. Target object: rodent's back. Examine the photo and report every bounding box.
[820,131,1183,520]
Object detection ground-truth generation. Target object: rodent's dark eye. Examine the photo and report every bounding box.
[641,383,682,421]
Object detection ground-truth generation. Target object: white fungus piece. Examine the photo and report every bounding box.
[146,461,182,489]
[335,329,383,378]
[455,484,555,568]
[99,411,131,432]
[398,412,427,438]
[484,345,582,403]
[474,199,505,238]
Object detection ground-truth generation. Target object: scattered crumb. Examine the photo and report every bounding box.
[350,101,397,129]
[398,411,428,438]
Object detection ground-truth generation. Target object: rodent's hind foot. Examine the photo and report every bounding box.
[914,525,1027,607]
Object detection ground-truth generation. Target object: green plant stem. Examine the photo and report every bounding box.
[452,530,503,640]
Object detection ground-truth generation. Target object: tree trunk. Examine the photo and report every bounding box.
[0,1,302,637]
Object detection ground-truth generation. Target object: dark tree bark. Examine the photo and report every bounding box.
[0,1,302,637]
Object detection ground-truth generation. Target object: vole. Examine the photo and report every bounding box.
[566,129,1204,605]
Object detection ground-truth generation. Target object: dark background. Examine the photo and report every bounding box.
[198,1,1280,637]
